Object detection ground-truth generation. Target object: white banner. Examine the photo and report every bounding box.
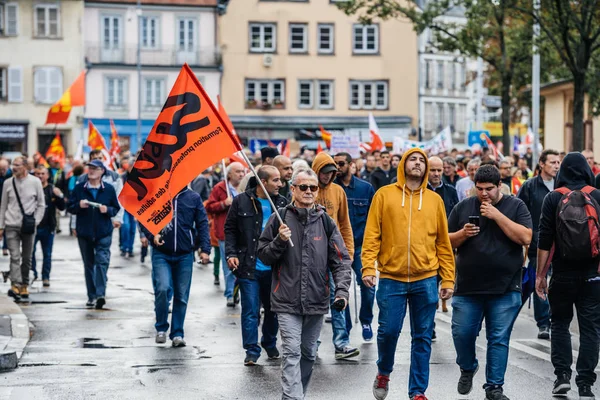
[393,127,453,155]
[330,135,361,158]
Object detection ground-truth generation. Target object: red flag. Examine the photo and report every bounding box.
[480,133,504,161]
[88,120,108,150]
[46,71,85,125]
[118,64,241,236]
[283,140,291,157]
[317,142,323,154]
[109,119,121,166]
[35,152,49,168]
[368,113,386,151]
[319,125,332,148]
[45,133,66,167]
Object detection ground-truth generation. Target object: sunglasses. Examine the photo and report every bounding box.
[294,184,318,192]
[336,161,346,167]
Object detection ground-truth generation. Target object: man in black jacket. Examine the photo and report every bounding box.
[536,152,600,400]
[516,149,560,339]
[224,166,287,366]
[370,151,397,191]
[258,168,351,400]
[428,156,459,217]
[32,165,65,287]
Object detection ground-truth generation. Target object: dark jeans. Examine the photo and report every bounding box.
[77,235,112,301]
[151,249,194,339]
[350,246,375,326]
[376,277,438,397]
[120,211,136,253]
[452,292,521,390]
[526,257,551,328]
[238,269,278,357]
[548,271,600,387]
[32,226,55,280]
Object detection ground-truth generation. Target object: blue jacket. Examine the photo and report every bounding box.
[67,181,120,240]
[141,188,211,256]
[334,175,375,248]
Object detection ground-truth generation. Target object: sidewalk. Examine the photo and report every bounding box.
[0,293,30,370]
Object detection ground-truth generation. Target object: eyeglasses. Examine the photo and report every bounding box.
[294,184,318,192]
[336,161,346,167]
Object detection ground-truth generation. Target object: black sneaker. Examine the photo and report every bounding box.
[120,251,126,257]
[485,387,509,400]
[214,276,220,286]
[579,384,595,400]
[95,297,106,309]
[538,326,550,340]
[457,365,478,395]
[431,329,437,342]
[86,300,95,308]
[335,346,360,360]
[244,354,259,366]
[265,347,280,359]
[552,373,571,396]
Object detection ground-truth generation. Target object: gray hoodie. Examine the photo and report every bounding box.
[0,174,46,229]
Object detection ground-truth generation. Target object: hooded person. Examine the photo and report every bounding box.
[361,148,455,400]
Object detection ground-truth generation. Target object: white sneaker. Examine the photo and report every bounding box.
[155,332,167,344]
[172,336,186,347]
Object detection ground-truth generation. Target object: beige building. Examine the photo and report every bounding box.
[0,0,85,155]
[540,80,599,156]
[218,0,418,145]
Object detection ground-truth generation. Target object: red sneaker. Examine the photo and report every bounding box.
[372,374,390,400]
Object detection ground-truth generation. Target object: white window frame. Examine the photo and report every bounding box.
[424,60,431,89]
[289,23,308,54]
[249,23,276,53]
[317,23,334,54]
[1,3,18,36]
[34,3,59,38]
[245,79,285,107]
[7,66,22,102]
[349,80,388,110]
[105,76,128,109]
[298,80,313,109]
[317,80,334,109]
[143,77,165,109]
[448,103,456,128]
[352,24,379,54]
[141,16,159,50]
[34,67,62,104]
[177,17,196,52]
[101,15,122,50]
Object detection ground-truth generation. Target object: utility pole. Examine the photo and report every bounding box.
[136,0,142,151]
[531,0,541,167]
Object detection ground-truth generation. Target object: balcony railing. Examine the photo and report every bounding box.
[85,43,222,67]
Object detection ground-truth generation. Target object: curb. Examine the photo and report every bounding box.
[0,295,31,371]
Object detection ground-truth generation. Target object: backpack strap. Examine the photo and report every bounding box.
[582,186,596,195]
[320,213,336,240]
[555,187,571,196]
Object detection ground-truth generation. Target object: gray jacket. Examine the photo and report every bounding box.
[0,175,46,229]
[257,204,352,315]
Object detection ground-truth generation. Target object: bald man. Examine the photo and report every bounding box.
[428,156,459,217]
[273,156,293,201]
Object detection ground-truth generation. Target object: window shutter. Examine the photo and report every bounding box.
[6,3,18,36]
[34,68,47,103]
[7,66,23,103]
[49,68,62,102]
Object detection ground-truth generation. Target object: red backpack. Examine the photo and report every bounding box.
[554,186,600,260]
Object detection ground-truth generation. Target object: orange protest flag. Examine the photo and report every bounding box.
[45,133,66,167]
[319,125,332,148]
[109,119,121,162]
[34,152,49,168]
[317,142,323,154]
[45,71,85,125]
[88,120,108,150]
[118,64,242,236]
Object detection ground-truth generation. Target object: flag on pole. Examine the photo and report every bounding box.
[480,133,504,160]
[88,120,108,150]
[368,112,386,151]
[283,140,291,157]
[45,133,66,167]
[118,64,242,236]
[34,152,49,168]
[45,71,85,125]
[319,125,332,148]
[109,119,121,166]
[317,142,323,154]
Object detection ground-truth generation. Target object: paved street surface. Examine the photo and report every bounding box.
[0,223,597,400]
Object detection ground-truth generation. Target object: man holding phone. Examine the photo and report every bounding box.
[448,165,532,400]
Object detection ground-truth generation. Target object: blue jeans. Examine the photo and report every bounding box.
[238,269,278,357]
[349,246,375,327]
[77,235,112,301]
[330,269,350,349]
[151,249,194,339]
[219,240,236,298]
[120,211,136,253]
[452,291,521,390]
[376,277,438,397]
[31,226,55,280]
[529,257,551,328]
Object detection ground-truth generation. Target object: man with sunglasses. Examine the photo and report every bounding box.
[0,156,46,299]
[334,152,376,342]
[258,168,351,400]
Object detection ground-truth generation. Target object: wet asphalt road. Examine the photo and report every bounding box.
[0,227,597,400]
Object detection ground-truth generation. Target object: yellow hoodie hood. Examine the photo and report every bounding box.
[395,148,430,212]
[312,152,337,188]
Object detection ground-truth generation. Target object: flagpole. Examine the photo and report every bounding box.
[239,150,294,248]
[221,159,231,199]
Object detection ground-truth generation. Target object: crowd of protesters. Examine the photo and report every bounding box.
[0,142,599,400]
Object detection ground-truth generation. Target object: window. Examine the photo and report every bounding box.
[424,102,434,131]
[448,103,456,128]
[424,60,431,89]
[450,62,456,90]
[34,4,59,38]
[317,24,334,54]
[458,63,466,90]
[349,80,388,110]
[141,16,159,49]
[144,78,164,108]
[353,24,378,54]
[289,23,307,54]
[0,3,18,36]
[34,67,62,104]
[245,79,285,108]
[436,61,444,89]
[249,23,276,53]
[0,67,5,101]
[437,103,444,130]
[178,18,196,52]
[317,80,333,109]
[102,16,121,49]
[298,80,313,109]
[7,66,21,102]
[458,104,467,130]
[105,77,127,108]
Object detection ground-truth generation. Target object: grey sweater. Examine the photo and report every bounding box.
[0,175,46,229]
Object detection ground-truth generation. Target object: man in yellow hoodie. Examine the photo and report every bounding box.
[362,148,455,400]
[311,152,358,359]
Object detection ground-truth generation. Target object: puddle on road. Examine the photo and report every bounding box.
[19,300,68,305]
[75,337,130,349]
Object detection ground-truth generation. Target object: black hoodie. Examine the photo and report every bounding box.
[538,152,600,274]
